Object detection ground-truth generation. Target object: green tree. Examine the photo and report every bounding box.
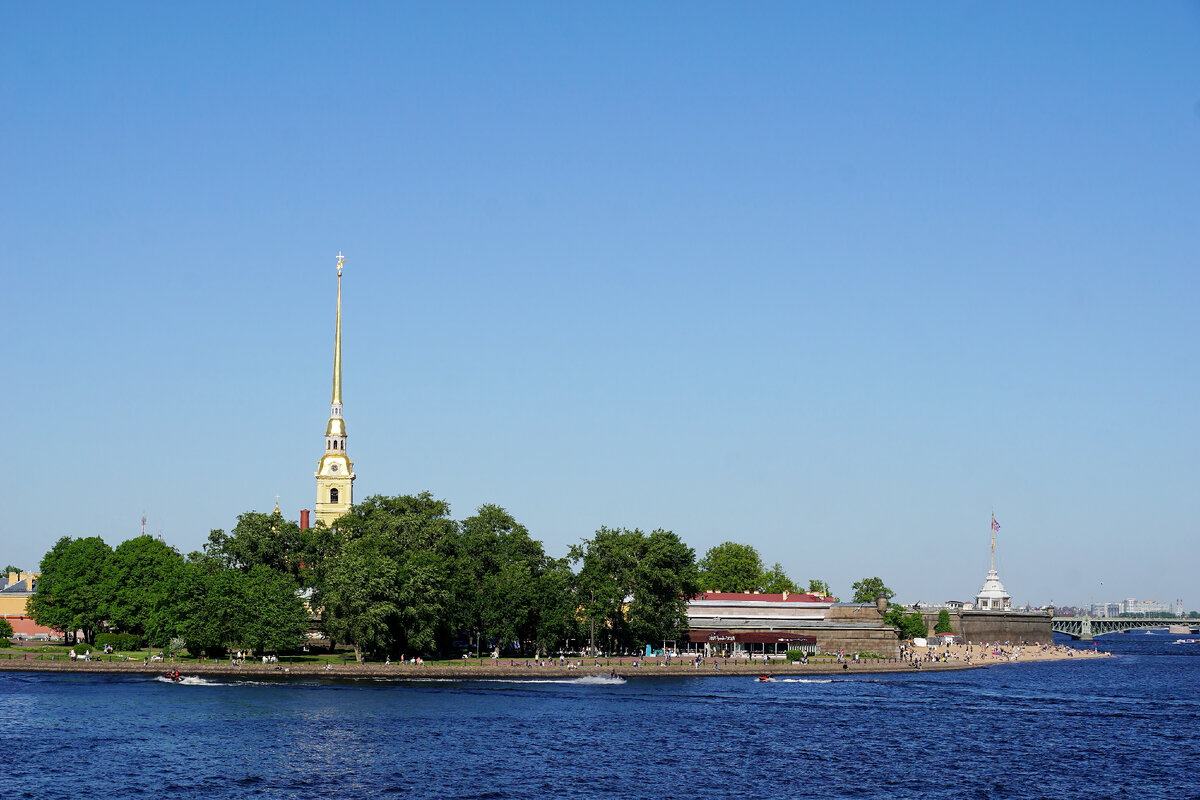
[174,554,309,656]
[806,578,832,597]
[884,606,928,640]
[851,577,895,604]
[628,529,700,647]
[29,536,114,644]
[761,563,798,594]
[934,609,954,634]
[319,535,403,662]
[452,505,547,655]
[0,618,13,638]
[311,493,458,659]
[570,527,643,653]
[3,565,21,576]
[174,553,244,656]
[698,542,763,593]
[531,558,579,655]
[237,564,311,654]
[104,535,186,646]
[205,510,313,584]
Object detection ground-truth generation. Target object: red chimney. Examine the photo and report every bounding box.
[300,509,310,531]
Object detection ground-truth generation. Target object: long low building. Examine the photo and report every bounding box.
[682,591,901,658]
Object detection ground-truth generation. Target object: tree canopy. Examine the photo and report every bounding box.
[761,563,799,594]
[807,578,832,597]
[571,526,699,654]
[105,535,186,646]
[29,536,113,644]
[24,492,872,659]
[313,492,458,660]
[851,577,895,604]
[698,542,763,593]
[884,606,928,640]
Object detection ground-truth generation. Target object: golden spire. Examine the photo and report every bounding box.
[332,251,344,406]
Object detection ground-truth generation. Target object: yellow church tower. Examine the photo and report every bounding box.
[314,252,355,526]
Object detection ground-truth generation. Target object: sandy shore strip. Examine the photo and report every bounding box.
[0,645,1108,680]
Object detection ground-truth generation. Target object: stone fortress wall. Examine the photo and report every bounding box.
[918,609,1054,644]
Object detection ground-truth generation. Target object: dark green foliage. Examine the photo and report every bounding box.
[29,536,114,644]
[698,542,763,593]
[174,554,309,657]
[851,577,895,604]
[571,526,700,653]
[451,504,564,656]
[571,527,642,653]
[628,529,701,646]
[104,535,186,646]
[313,493,458,661]
[884,606,928,640]
[0,618,12,638]
[95,632,145,651]
[761,563,799,594]
[934,609,954,634]
[3,565,21,575]
[531,558,579,654]
[807,578,831,597]
[785,649,805,662]
[205,511,313,583]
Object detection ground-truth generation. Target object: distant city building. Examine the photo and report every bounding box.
[1089,602,1121,618]
[1122,598,1171,615]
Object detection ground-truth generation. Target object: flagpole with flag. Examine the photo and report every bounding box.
[990,513,1000,573]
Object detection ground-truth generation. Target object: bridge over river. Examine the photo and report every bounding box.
[1051,617,1196,639]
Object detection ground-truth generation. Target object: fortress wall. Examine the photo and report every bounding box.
[954,611,1053,644]
[813,628,900,658]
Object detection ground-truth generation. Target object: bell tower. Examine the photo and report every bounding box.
[315,252,355,526]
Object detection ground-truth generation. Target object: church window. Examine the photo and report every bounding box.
[330,488,339,503]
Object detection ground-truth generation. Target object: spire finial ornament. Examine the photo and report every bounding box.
[332,252,343,406]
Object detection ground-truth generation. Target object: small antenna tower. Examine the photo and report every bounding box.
[141,515,147,536]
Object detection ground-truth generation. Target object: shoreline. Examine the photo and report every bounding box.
[0,648,1109,680]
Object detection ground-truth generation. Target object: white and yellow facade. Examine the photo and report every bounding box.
[314,253,355,526]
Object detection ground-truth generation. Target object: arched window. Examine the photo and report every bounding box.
[330,488,339,503]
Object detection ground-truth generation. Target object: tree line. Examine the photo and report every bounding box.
[28,492,890,661]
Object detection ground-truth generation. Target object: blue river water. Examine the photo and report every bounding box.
[3,631,1197,800]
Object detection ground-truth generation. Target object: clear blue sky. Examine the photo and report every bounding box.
[3,2,1197,609]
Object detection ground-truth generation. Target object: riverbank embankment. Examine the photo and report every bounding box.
[0,644,1108,680]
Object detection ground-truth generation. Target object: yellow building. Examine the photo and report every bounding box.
[0,572,36,617]
[1,572,57,638]
[314,252,355,526]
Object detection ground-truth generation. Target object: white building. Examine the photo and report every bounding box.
[975,568,1012,611]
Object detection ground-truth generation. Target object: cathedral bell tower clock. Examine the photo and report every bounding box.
[315,252,355,526]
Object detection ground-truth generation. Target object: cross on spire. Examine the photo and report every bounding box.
[336,251,345,276]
